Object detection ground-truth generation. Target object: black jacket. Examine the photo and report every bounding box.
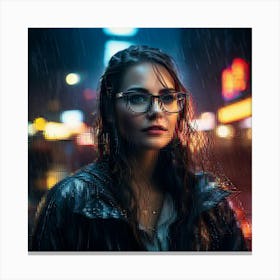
[31,160,248,251]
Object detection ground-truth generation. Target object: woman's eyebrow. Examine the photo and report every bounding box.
[159,87,176,92]
[125,86,149,92]
[125,87,176,93]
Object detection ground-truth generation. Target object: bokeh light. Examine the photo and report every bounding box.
[65,73,80,85]
[103,28,138,37]
[218,97,252,124]
[28,122,37,136]
[60,110,84,126]
[43,122,71,140]
[34,117,47,131]
[104,40,133,67]
[216,124,235,138]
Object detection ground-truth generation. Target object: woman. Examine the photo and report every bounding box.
[31,45,248,251]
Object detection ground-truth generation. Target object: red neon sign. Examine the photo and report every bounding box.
[222,58,249,101]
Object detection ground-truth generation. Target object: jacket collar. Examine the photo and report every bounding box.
[194,172,231,215]
[71,161,231,221]
[71,161,127,220]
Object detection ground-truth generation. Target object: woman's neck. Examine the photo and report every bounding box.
[129,150,158,181]
[126,149,163,199]
[127,149,164,235]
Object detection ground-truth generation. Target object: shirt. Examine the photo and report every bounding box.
[139,193,177,251]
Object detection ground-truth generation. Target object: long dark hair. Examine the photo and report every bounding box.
[95,45,229,249]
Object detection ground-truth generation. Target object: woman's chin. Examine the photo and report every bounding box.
[137,138,171,150]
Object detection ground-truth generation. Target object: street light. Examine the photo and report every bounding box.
[65,73,80,85]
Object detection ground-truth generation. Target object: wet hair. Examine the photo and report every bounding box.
[95,45,232,249]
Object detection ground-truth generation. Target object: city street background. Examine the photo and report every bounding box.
[28,28,252,249]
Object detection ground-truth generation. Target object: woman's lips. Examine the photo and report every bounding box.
[141,126,167,135]
[145,129,166,136]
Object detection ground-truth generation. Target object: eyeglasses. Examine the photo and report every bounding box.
[115,90,188,113]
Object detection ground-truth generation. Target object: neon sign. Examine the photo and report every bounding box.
[222,58,249,101]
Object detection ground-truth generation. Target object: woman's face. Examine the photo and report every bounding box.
[115,62,179,151]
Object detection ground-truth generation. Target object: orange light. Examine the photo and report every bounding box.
[241,220,252,238]
[46,169,68,189]
[232,58,248,91]
[246,128,252,140]
[218,97,252,124]
[46,173,58,189]
[222,68,235,98]
[221,58,249,101]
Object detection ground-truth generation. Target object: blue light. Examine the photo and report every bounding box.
[60,110,84,125]
[104,40,133,67]
[103,28,138,37]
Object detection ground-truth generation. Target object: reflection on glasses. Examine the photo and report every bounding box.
[116,90,188,113]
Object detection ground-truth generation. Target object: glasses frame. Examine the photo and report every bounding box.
[115,90,188,114]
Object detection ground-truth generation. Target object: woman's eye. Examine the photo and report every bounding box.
[128,94,148,105]
[161,94,175,104]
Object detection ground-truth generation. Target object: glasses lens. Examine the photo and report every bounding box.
[124,91,186,113]
[127,92,150,113]
[161,92,185,113]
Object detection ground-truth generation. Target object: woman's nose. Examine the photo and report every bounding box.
[147,97,164,116]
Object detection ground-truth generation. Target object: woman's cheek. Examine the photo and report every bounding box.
[168,114,179,136]
[117,111,142,141]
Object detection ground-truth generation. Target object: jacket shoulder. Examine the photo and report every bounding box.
[193,171,232,215]
[192,172,248,250]
[31,161,127,251]
[36,161,126,222]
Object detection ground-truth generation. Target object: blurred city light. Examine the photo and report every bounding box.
[60,110,84,126]
[83,88,97,100]
[64,122,86,135]
[60,110,86,135]
[76,131,95,146]
[217,97,252,124]
[46,172,58,189]
[228,199,252,239]
[65,73,80,85]
[246,128,252,140]
[240,220,252,239]
[28,122,37,136]
[191,112,216,131]
[104,40,133,67]
[232,58,249,92]
[46,168,68,189]
[222,68,235,100]
[44,122,71,140]
[34,117,47,131]
[216,124,235,138]
[103,28,138,37]
[222,58,249,101]
[239,117,252,129]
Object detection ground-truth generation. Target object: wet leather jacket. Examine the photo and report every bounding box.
[31,160,248,251]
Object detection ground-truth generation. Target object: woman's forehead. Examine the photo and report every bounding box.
[121,62,175,91]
